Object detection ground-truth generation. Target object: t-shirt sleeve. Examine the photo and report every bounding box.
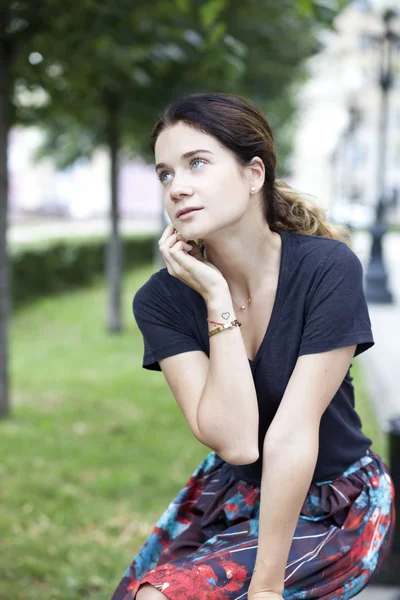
[298,242,375,358]
[132,274,205,371]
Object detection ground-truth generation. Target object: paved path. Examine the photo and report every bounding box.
[352,230,400,432]
[351,230,400,597]
[7,216,160,246]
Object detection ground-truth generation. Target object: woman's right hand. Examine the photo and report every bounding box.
[158,223,228,300]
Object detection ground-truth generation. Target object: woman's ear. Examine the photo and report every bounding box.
[248,156,265,189]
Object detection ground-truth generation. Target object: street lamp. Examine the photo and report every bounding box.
[363,1,399,303]
[364,9,400,595]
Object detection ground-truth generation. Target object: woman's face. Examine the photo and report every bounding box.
[154,121,253,239]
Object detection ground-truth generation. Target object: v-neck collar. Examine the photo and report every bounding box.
[202,229,289,369]
[247,228,288,368]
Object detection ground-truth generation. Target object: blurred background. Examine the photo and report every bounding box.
[1,1,400,598]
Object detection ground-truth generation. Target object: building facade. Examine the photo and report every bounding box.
[291,0,400,227]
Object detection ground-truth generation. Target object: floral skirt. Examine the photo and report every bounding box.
[111,448,395,600]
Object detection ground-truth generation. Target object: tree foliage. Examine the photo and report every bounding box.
[8,0,351,167]
[0,0,352,415]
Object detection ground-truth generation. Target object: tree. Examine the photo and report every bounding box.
[0,0,350,416]
[0,14,11,418]
[0,2,52,417]
[28,0,347,320]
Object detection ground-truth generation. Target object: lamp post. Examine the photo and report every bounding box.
[363,8,400,593]
[364,2,399,303]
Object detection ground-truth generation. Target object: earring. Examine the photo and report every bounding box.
[251,186,256,193]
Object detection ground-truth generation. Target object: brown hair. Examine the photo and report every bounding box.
[151,92,351,248]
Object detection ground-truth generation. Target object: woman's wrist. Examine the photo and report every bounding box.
[204,288,238,333]
[203,283,231,308]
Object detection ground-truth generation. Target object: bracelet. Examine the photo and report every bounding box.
[206,318,226,326]
[208,319,242,337]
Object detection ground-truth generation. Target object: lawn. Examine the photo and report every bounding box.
[0,265,386,599]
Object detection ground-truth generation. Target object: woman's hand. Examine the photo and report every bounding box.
[158,223,227,300]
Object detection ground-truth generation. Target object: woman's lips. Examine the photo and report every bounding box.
[178,208,204,220]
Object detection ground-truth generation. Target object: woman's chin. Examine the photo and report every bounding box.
[174,222,205,238]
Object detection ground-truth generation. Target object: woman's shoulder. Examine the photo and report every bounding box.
[133,267,201,311]
[289,231,357,268]
[290,230,341,251]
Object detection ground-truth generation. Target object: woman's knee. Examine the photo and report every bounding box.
[136,582,169,599]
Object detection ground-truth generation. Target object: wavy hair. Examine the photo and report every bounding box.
[150,92,351,248]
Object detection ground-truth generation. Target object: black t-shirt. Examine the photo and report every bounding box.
[132,229,375,484]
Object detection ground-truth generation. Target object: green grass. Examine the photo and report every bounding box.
[1,266,209,600]
[0,266,387,599]
[351,360,387,462]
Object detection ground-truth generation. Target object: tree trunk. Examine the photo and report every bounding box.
[0,42,10,417]
[105,93,122,333]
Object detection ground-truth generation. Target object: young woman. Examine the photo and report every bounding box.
[111,93,395,600]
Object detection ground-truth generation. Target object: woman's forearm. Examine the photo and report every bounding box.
[251,427,319,594]
[196,288,259,465]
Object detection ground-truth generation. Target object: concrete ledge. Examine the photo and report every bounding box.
[357,585,400,599]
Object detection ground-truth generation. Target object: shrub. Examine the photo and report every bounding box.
[9,234,155,309]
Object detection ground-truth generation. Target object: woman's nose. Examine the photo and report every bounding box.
[169,174,193,199]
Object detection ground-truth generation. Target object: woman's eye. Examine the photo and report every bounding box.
[191,158,206,170]
[158,171,171,183]
[157,158,206,184]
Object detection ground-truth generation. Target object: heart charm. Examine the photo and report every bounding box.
[221,312,230,320]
